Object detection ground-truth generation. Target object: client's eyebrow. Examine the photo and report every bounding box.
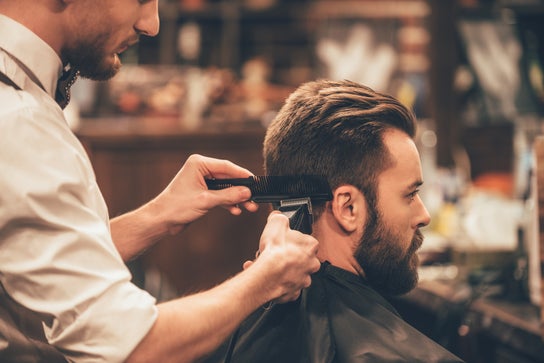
[406,180,424,191]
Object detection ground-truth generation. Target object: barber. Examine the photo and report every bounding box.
[0,1,320,362]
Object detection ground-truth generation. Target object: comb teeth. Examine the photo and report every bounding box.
[205,175,332,203]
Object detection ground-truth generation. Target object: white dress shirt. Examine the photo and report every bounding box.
[0,14,158,363]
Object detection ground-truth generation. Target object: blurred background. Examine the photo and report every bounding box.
[72,1,544,361]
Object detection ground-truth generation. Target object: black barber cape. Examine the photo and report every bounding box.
[204,262,464,363]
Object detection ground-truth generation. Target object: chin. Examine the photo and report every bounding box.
[87,58,121,81]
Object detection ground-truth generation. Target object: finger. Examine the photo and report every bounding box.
[225,205,243,216]
[241,200,259,213]
[225,200,259,215]
[306,237,320,260]
[294,232,319,258]
[198,155,255,180]
[302,274,313,289]
[309,256,321,274]
[276,290,302,304]
[207,186,252,206]
[242,260,253,270]
[258,212,289,251]
[266,211,289,225]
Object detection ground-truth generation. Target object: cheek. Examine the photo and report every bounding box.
[377,195,410,229]
[382,212,413,250]
[375,194,415,251]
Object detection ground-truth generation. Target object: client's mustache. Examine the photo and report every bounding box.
[411,229,424,252]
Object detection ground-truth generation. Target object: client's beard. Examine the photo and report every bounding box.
[355,213,424,296]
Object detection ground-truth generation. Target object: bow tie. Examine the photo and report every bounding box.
[55,66,79,109]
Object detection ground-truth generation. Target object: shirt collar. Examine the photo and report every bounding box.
[0,14,63,98]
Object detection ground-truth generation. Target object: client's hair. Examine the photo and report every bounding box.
[263,79,417,219]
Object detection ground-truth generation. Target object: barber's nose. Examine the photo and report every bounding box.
[136,1,160,37]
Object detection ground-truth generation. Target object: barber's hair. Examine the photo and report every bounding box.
[263,79,417,218]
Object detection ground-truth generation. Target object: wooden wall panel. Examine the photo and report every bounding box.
[78,120,269,299]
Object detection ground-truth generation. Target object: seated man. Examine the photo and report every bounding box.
[205,79,464,362]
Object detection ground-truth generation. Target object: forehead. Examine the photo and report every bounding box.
[378,129,423,189]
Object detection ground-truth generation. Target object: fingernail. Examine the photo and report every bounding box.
[242,188,251,199]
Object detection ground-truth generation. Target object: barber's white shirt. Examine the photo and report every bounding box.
[0,14,157,363]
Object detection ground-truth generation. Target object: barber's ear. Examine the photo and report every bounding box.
[331,185,366,233]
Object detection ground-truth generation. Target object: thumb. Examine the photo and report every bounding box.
[207,186,252,206]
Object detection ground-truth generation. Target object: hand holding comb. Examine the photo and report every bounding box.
[205,175,332,234]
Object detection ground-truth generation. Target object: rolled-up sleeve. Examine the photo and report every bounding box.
[0,107,157,363]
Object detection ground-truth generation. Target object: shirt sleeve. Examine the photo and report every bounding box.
[0,105,158,362]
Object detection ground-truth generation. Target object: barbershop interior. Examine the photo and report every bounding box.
[69,0,544,361]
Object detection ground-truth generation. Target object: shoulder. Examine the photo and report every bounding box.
[0,82,59,121]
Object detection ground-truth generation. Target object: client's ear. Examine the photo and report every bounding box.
[331,185,367,233]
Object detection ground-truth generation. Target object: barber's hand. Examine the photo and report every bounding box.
[153,154,258,234]
[245,212,320,303]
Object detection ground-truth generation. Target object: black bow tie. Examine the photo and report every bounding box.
[55,66,79,109]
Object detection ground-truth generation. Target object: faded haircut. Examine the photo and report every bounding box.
[263,79,417,219]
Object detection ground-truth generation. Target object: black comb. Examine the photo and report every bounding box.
[205,175,332,203]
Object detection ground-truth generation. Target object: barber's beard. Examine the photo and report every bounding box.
[354,213,424,296]
[62,32,121,81]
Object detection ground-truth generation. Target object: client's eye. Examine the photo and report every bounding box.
[407,189,420,201]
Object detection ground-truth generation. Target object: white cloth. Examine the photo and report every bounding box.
[0,14,158,363]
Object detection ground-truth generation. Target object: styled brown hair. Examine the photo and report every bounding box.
[263,79,417,218]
